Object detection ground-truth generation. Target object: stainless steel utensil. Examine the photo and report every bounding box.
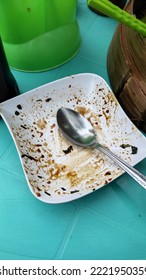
[57,107,146,189]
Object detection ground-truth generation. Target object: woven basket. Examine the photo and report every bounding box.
[107,0,146,132]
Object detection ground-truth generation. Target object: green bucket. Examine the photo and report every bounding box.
[0,0,81,72]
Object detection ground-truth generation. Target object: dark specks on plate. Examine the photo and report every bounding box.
[21,154,38,162]
[36,99,42,102]
[15,111,20,116]
[45,97,52,102]
[21,125,27,129]
[44,191,51,196]
[3,73,145,203]
[70,190,79,194]
[120,144,138,154]
[63,145,73,154]
[17,104,22,110]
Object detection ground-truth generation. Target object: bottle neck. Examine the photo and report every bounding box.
[0,37,10,72]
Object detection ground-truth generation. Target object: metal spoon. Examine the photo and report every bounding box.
[57,107,146,189]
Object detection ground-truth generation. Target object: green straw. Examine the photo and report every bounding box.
[88,0,146,37]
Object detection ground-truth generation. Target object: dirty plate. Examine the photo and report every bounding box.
[0,73,146,203]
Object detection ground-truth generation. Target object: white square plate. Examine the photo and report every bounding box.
[1,73,146,203]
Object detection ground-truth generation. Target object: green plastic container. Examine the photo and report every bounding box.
[0,0,81,72]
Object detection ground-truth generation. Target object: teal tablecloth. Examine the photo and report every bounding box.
[0,0,146,260]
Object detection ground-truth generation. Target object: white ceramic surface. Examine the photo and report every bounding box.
[0,73,146,203]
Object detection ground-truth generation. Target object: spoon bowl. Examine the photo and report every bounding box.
[57,107,97,147]
[57,107,146,189]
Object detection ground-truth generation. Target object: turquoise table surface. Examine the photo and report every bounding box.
[0,0,146,260]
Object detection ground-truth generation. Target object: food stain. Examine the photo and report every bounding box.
[45,98,52,102]
[15,111,20,116]
[37,118,47,130]
[120,144,138,154]
[17,104,22,110]
[63,145,73,154]
[10,79,141,201]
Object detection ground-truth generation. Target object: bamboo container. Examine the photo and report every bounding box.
[107,0,146,132]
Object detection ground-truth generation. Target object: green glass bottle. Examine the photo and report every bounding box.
[0,36,19,103]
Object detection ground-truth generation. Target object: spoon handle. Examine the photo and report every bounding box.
[97,145,146,189]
